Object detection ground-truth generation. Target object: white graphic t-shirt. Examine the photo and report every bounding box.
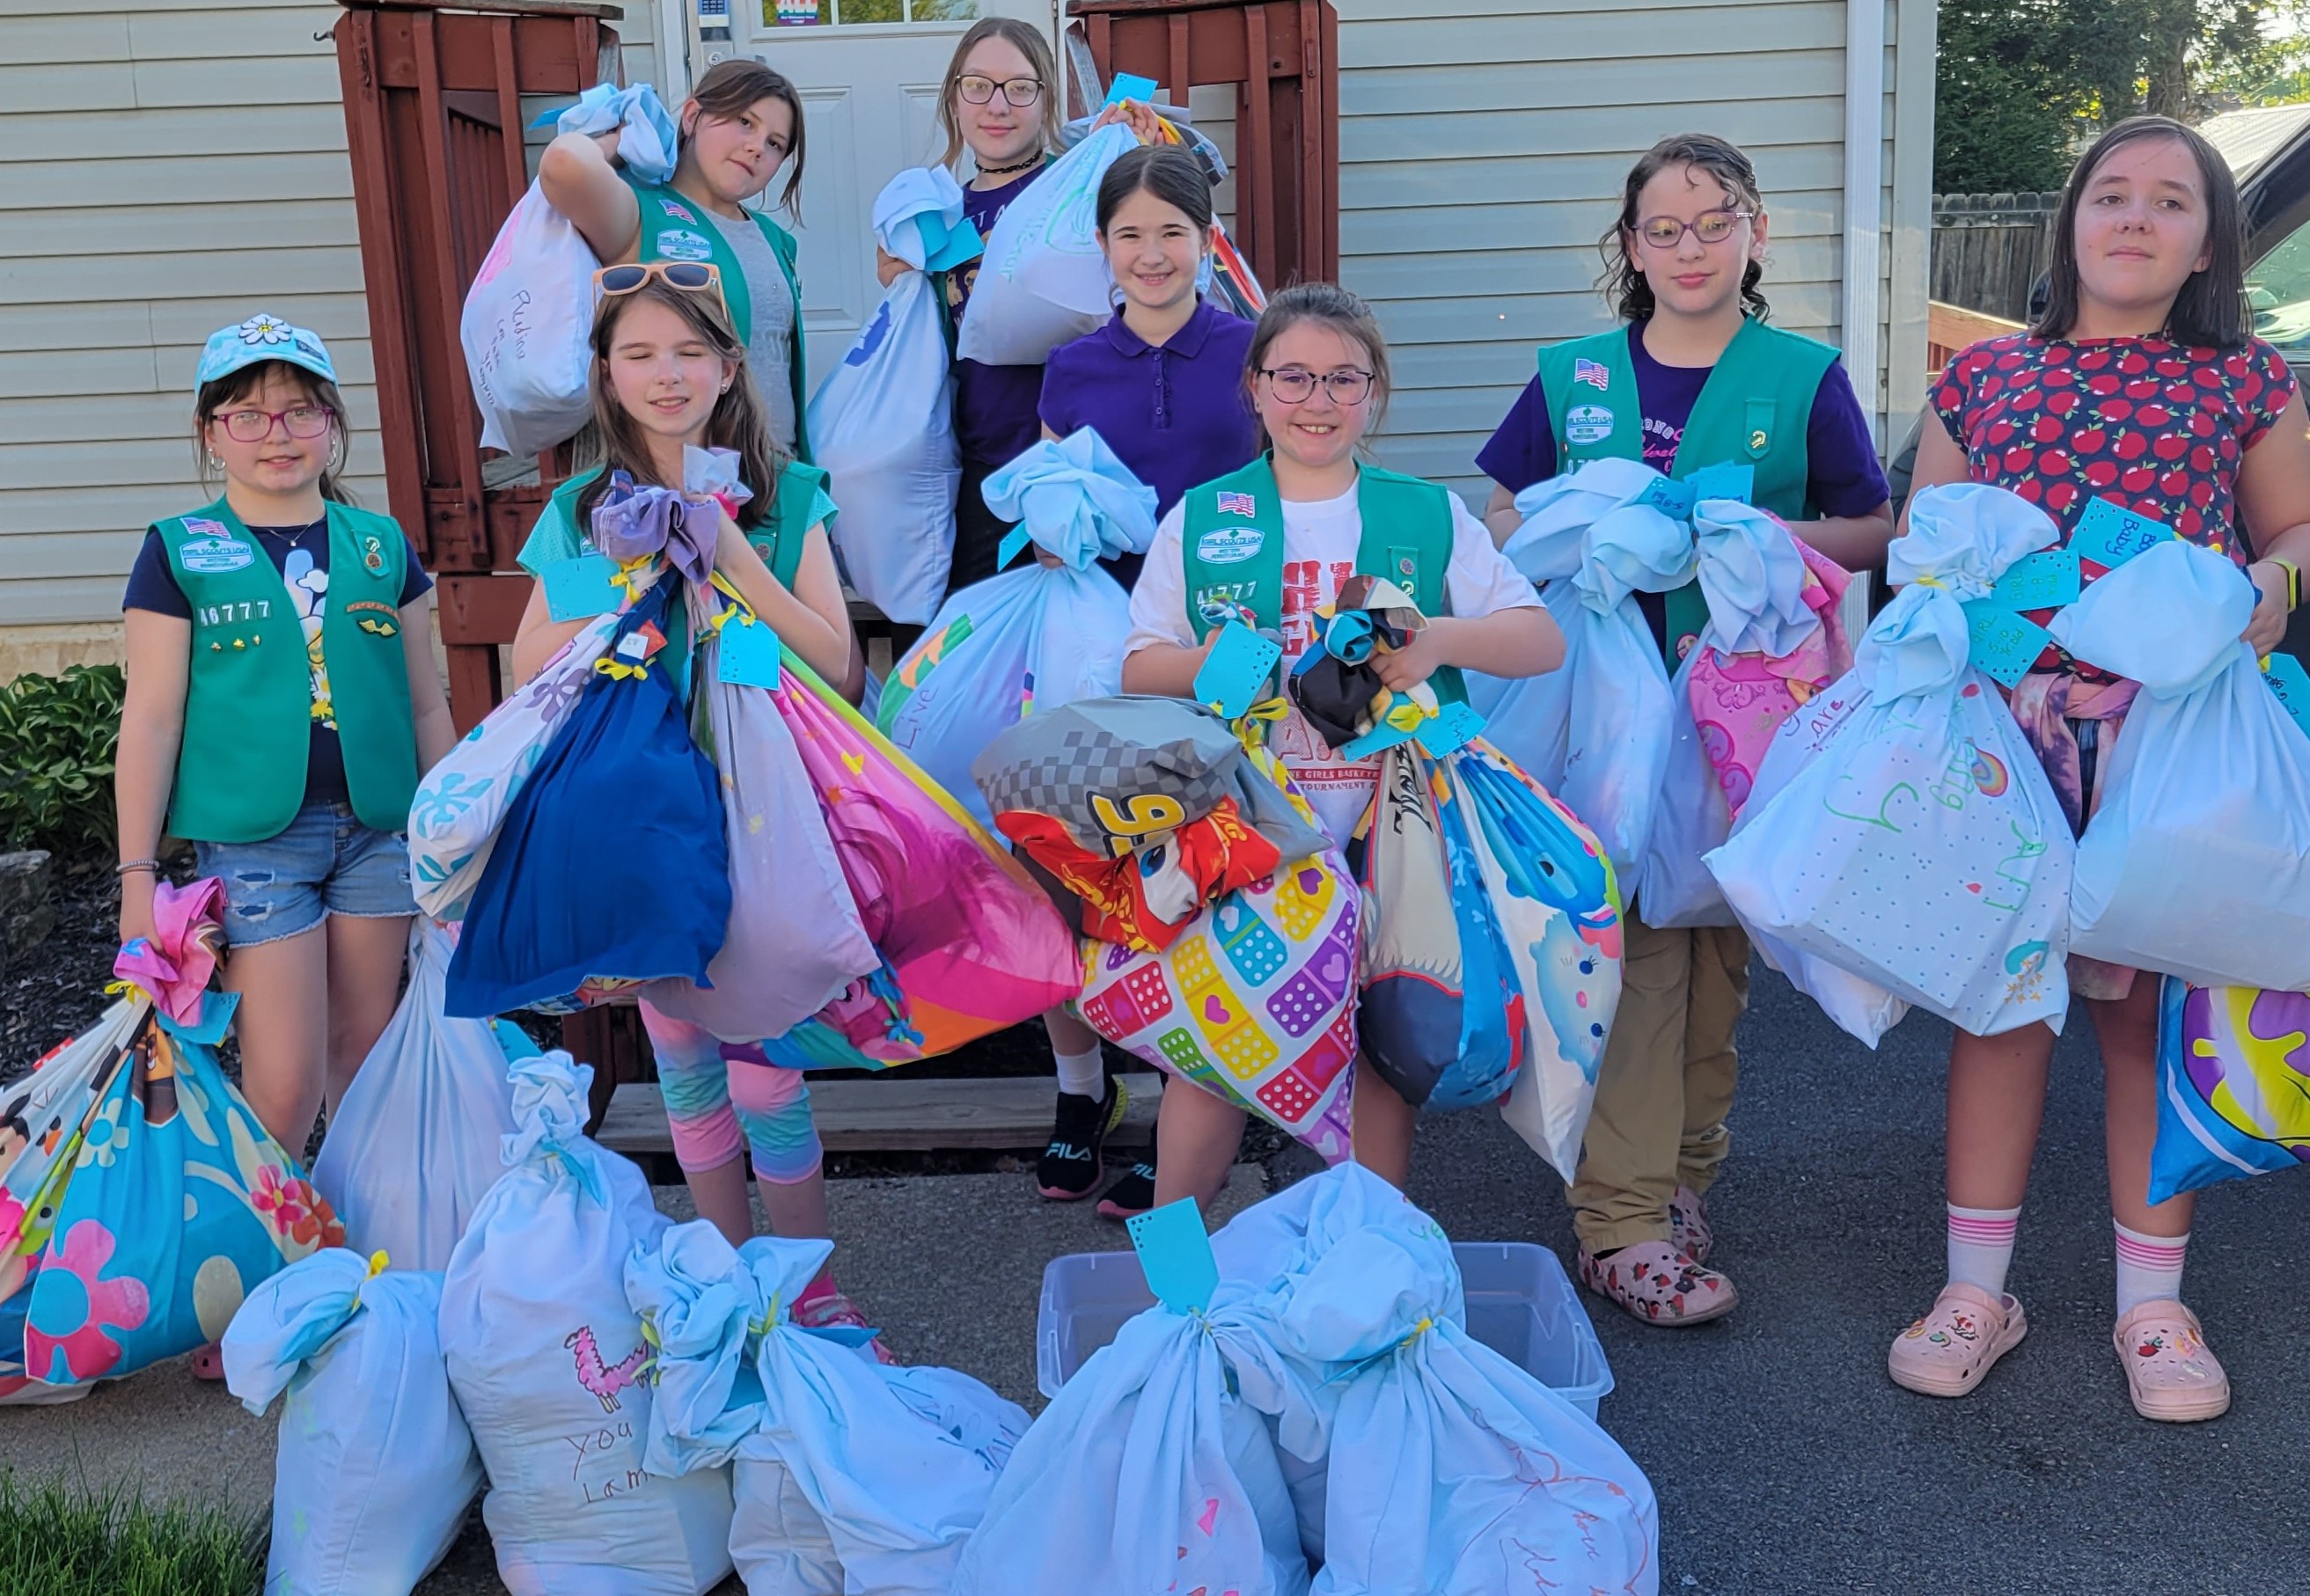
[1125,482,1539,843]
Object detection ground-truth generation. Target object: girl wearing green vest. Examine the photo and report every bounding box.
[541,58,813,458]
[1477,134,1895,1328]
[510,269,886,1347]
[1123,282,1563,1207]
[115,315,456,1231]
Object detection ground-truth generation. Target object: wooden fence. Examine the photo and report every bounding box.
[1931,192,2060,323]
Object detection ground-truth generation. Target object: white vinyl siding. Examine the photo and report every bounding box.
[0,0,656,632]
[1333,0,1926,498]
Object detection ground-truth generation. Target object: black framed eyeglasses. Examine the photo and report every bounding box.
[1260,367,1374,405]
[957,74,1044,107]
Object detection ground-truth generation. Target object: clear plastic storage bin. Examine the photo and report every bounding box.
[1036,1241,1615,1417]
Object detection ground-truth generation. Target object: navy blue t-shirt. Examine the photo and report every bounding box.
[950,166,1051,469]
[124,519,432,807]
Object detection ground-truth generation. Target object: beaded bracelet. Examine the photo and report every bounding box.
[114,859,160,877]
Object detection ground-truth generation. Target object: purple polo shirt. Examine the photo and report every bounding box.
[950,167,1050,468]
[1040,297,1259,518]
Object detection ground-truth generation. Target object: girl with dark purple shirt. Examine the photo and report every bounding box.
[1026,144,1261,1219]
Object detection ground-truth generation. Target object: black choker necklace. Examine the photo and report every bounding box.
[976,155,1041,179]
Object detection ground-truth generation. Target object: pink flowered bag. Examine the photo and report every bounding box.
[1683,535,1854,816]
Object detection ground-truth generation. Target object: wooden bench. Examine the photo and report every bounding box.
[597,1072,1164,1162]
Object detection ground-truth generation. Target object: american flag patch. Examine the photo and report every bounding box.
[1215,490,1258,517]
[1573,357,1610,392]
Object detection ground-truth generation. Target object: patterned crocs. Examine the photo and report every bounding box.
[1668,1185,1714,1266]
[1578,1239,1738,1325]
[2112,1299,2230,1423]
[1888,1282,2027,1397]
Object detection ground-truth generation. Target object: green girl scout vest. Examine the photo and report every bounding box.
[1179,456,1468,705]
[627,177,812,462]
[1537,316,1839,663]
[159,499,418,844]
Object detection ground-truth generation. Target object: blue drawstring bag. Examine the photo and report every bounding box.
[446,577,730,1017]
[2147,976,2310,1203]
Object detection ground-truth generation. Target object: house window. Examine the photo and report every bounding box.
[767,0,975,24]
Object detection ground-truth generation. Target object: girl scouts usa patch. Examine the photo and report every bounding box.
[179,533,253,573]
[1196,525,1264,565]
[1566,404,1614,445]
[656,230,715,262]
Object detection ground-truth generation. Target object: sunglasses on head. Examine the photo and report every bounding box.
[595,260,729,315]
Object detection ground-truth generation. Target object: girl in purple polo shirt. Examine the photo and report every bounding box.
[1477,133,1895,1330]
[1029,144,1261,1217]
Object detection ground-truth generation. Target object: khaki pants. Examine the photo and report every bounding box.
[1566,914,1750,1254]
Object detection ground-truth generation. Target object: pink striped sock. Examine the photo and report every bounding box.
[2114,1220,2189,1316]
[1947,1203,2022,1297]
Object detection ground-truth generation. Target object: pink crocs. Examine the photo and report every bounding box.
[2112,1299,2230,1423]
[1578,1240,1738,1326]
[1888,1282,2027,1397]
[1668,1185,1714,1265]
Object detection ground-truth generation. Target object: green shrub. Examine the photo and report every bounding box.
[0,663,124,860]
[0,1469,267,1596]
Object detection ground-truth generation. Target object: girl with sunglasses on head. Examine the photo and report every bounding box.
[1476,133,1895,1329]
[1123,282,1563,1209]
[878,18,1161,597]
[541,58,814,458]
[1896,116,2310,1422]
[1023,143,1262,1219]
[510,268,884,1349]
[115,316,457,1379]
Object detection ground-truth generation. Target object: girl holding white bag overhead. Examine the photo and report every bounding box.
[507,267,885,1348]
[1897,116,2310,1421]
[1023,143,1260,1217]
[540,59,814,457]
[1476,134,1893,1327]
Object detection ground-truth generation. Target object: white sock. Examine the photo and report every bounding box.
[1946,1203,2022,1298]
[2114,1220,2189,1316]
[1053,1044,1105,1101]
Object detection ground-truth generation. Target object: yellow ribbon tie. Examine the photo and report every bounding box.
[101,978,147,1003]
[1400,1314,1434,1349]
[1227,695,1290,752]
[594,657,651,681]
[609,555,656,604]
[1912,574,1947,591]
[1381,699,1430,734]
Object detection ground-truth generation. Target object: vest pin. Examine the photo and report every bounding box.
[209,641,222,652]
[233,639,246,649]
[1749,428,1767,450]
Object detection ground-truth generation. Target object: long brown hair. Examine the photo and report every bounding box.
[2031,115,2248,348]
[1596,133,1771,323]
[935,18,1062,170]
[192,362,356,505]
[1242,282,1393,448]
[684,58,807,217]
[579,277,781,531]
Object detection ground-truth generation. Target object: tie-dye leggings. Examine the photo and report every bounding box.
[637,1001,823,1184]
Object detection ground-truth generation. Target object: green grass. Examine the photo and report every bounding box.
[0,1468,266,1596]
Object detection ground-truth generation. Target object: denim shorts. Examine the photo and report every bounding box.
[193,799,416,948]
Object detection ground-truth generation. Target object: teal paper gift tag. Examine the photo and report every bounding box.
[1339,718,1419,762]
[1414,700,1486,758]
[717,615,784,689]
[1105,72,1159,106]
[1686,462,1756,505]
[1962,601,2056,689]
[158,989,239,1047]
[1194,621,1283,721]
[1634,476,1696,521]
[2265,650,2310,742]
[2070,497,2174,571]
[1128,1197,1219,1316]
[542,553,623,621]
[1990,549,2083,611]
